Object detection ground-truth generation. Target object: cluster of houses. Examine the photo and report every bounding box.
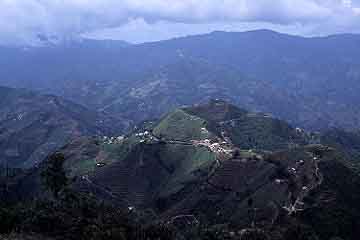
[135,131,159,143]
[101,131,160,145]
[102,136,124,144]
[135,131,150,138]
[193,138,233,156]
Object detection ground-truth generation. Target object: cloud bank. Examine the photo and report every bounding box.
[0,0,359,45]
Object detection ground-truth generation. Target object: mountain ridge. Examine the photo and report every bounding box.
[2,29,360,131]
[0,86,127,169]
[4,100,360,239]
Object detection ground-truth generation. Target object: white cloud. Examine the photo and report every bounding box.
[87,19,313,43]
[343,0,352,7]
[0,0,359,45]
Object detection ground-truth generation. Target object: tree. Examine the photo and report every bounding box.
[41,152,68,199]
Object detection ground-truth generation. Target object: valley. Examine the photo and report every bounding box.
[1,30,360,240]
[0,86,127,169]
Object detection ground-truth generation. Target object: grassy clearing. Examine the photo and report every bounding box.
[153,109,212,141]
[158,144,216,197]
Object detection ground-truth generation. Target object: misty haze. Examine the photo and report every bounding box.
[1,1,360,240]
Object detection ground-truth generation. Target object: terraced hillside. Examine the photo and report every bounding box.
[76,101,360,239]
[320,128,360,169]
[160,146,324,225]
[183,100,308,151]
[51,100,310,203]
[5,100,360,239]
[0,86,126,169]
[10,100,294,201]
[45,101,309,210]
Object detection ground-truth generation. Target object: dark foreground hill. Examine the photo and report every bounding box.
[0,86,127,169]
[3,100,360,239]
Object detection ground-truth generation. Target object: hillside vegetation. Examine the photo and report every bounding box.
[2,101,360,239]
[0,86,126,169]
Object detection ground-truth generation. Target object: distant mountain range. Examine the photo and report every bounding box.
[3,29,360,239]
[1,30,360,130]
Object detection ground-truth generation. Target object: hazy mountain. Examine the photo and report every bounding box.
[0,86,126,169]
[1,30,360,130]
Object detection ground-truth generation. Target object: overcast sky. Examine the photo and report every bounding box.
[1,0,360,45]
